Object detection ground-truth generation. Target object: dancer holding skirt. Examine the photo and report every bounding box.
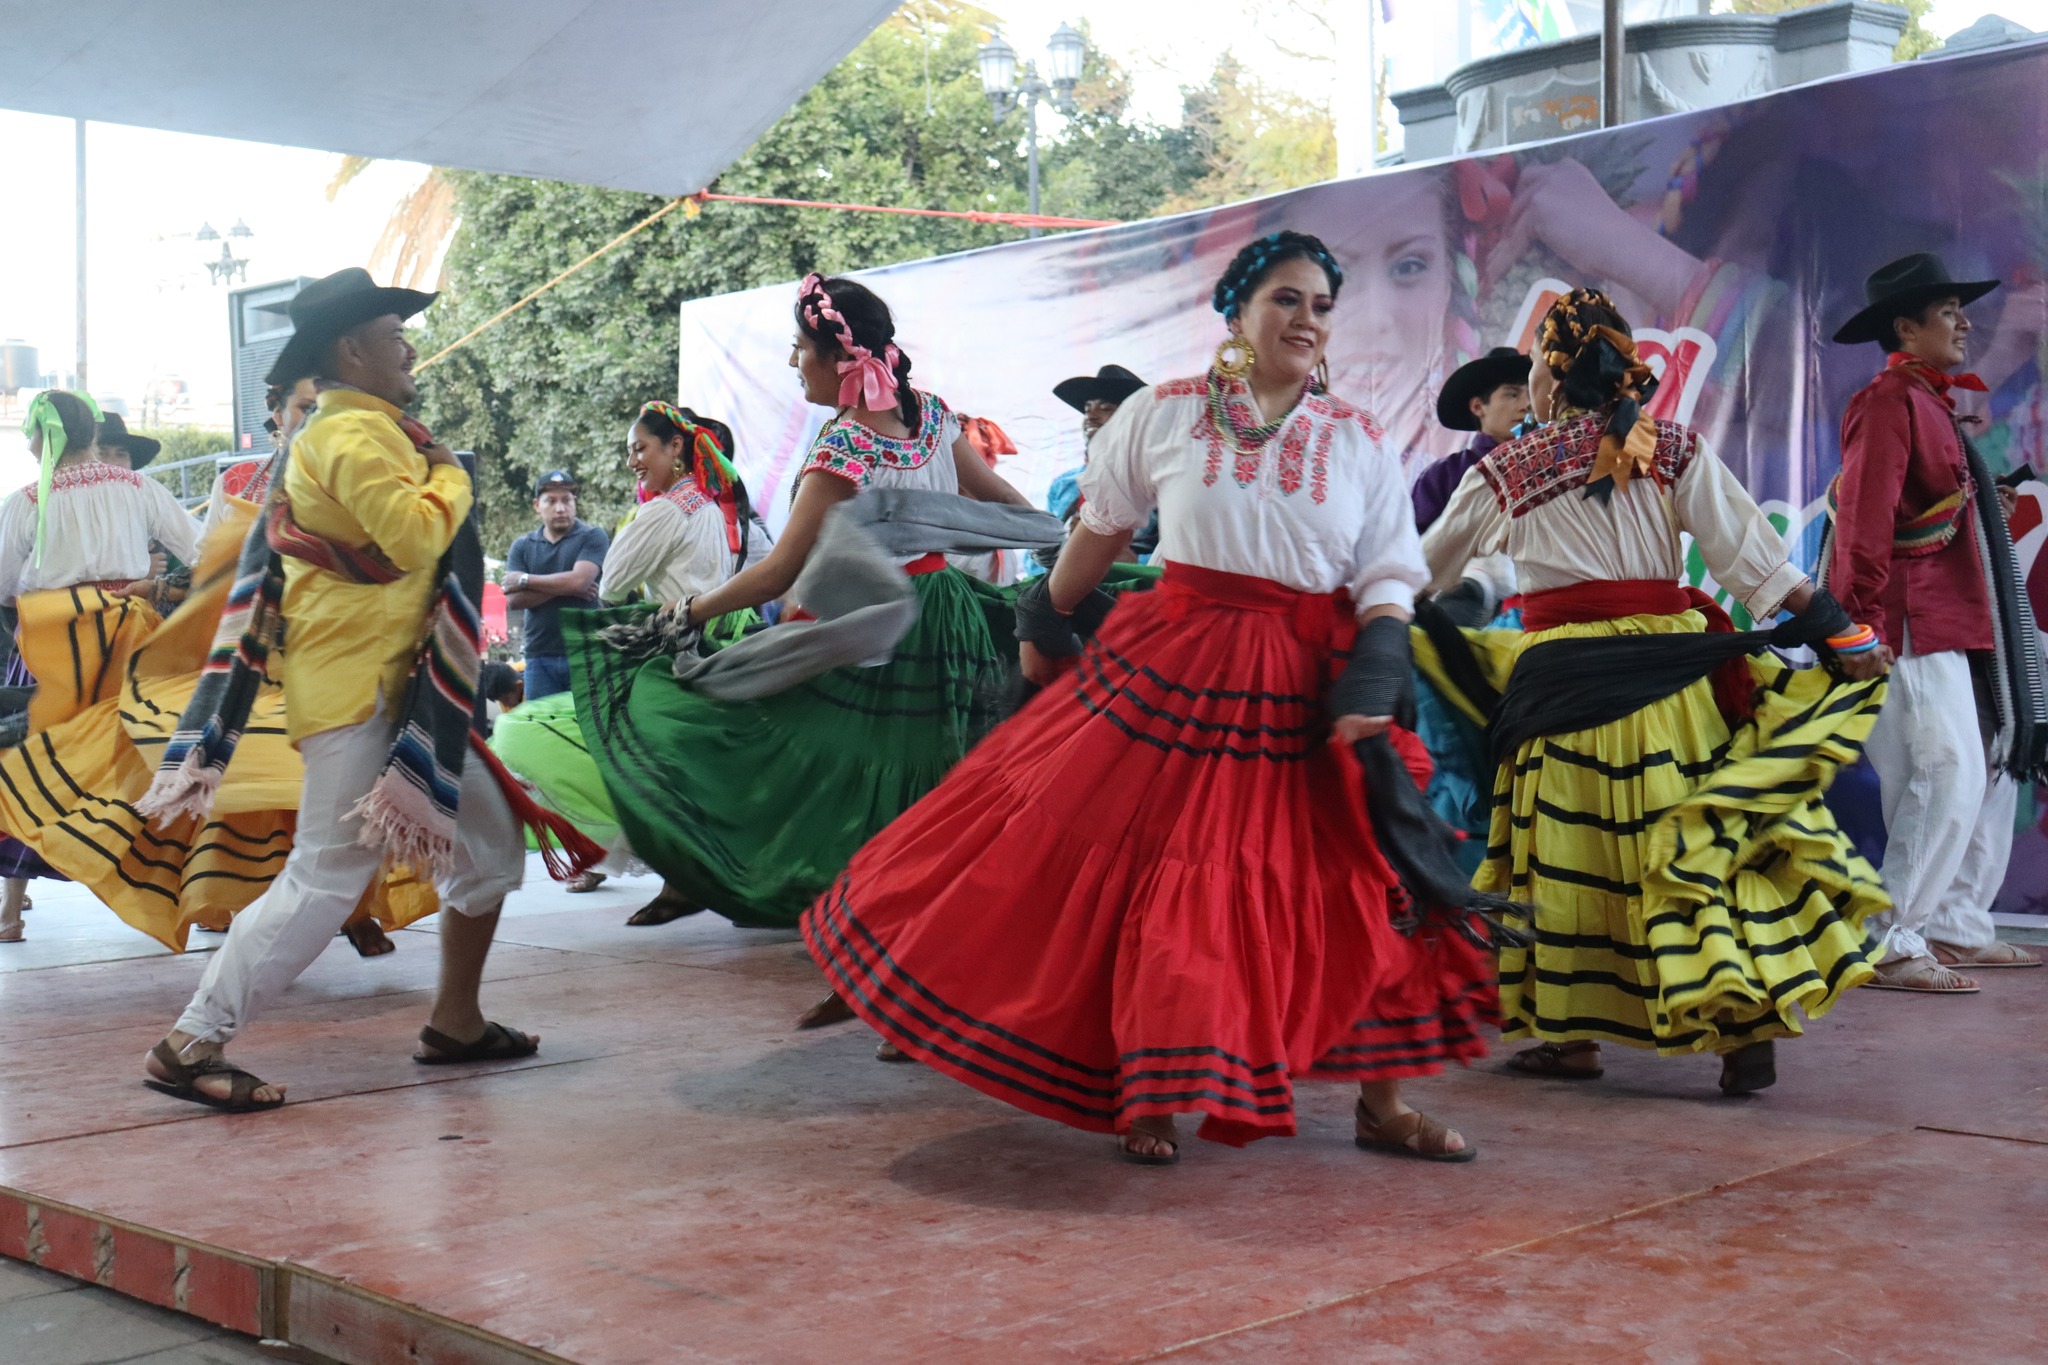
[805,232,1498,1165]
[1421,288,1894,1095]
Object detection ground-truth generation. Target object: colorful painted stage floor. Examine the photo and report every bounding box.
[2,861,2043,1364]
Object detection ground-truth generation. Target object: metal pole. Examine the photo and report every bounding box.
[1601,0,1625,128]
[1025,92,1041,240]
[74,119,87,390]
[1365,0,1380,165]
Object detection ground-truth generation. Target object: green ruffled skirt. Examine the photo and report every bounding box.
[564,569,1004,927]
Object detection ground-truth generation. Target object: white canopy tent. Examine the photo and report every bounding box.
[0,0,899,193]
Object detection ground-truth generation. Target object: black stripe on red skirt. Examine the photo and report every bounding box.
[1072,637,1324,762]
[1307,982,1497,1079]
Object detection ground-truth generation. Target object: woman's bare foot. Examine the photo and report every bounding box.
[144,1032,285,1107]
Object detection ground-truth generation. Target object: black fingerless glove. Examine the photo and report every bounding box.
[1434,577,1494,629]
[1015,577,1086,657]
[1766,586,1854,651]
[1329,613,1412,719]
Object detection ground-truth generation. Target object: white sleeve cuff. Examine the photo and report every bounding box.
[1078,502,1141,538]
[1744,561,1807,622]
[1353,579,1417,615]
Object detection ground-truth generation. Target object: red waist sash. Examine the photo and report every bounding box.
[1157,560,1355,651]
[1516,578,1754,725]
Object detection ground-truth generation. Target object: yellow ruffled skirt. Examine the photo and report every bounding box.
[0,500,433,950]
[1443,611,1889,1054]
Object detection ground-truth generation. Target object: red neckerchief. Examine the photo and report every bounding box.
[1886,352,1988,410]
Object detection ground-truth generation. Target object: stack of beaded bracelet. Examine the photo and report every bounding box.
[1826,624,1879,654]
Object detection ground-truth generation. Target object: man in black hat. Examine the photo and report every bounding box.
[1048,364,1152,558]
[1830,252,2042,990]
[92,411,162,471]
[145,267,536,1110]
[1413,347,1528,623]
[504,469,608,701]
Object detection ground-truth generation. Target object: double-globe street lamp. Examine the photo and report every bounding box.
[977,22,1084,238]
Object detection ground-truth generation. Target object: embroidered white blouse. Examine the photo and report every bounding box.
[598,486,734,606]
[0,461,201,603]
[796,390,962,564]
[1077,375,1425,614]
[1421,412,1805,620]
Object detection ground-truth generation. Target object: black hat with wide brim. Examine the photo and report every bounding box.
[1053,364,1147,412]
[264,267,437,386]
[94,411,162,469]
[1435,347,1530,431]
[1832,252,1999,346]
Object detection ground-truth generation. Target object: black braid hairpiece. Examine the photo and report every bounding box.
[1211,230,1346,319]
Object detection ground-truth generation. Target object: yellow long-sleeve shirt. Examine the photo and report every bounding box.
[279,388,473,743]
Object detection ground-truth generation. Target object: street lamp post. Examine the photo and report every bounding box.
[197,219,254,286]
[978,22,1084,239]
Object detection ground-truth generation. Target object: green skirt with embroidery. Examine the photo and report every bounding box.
[564,569,1005,927]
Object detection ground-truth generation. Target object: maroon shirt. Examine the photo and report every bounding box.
[1829,363,1993,654]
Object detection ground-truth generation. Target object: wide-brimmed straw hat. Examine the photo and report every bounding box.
[264,267,436,386]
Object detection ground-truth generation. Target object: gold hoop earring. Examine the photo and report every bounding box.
[1213,335,1256,380]
[1314,358,1330,392]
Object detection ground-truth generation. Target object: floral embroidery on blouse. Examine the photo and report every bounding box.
[1180,375,1363,506]
[24,462,145,502]
[660,484,713,516]
[797,390,953,491]
[1479,413,1698,520]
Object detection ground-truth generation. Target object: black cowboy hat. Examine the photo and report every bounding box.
[1053,364,1147,412]
[1435,347,1530,431]
[264,267,437,387]
[94,411,161,469]
[1832,252,2000,346]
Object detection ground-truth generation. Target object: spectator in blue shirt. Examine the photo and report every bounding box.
[504,471,608,699]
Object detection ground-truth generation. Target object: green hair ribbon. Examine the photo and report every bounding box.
[20,390,103,568]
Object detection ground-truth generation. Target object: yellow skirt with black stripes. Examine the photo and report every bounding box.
[0,500,434,950]
[1446,611,1888,1055]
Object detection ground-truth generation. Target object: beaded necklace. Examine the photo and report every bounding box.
[1204,369,1309,456]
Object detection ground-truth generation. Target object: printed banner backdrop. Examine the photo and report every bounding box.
[678,39,2048,918]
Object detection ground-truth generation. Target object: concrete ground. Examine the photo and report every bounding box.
[0,1256,279,1365]
[3,862,2044,1364]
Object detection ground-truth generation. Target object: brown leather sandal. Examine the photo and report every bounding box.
[341,919,396,957]
[142,1040,284,1113]
[1505,1040,1604,1079]
[796,991,856,1030]
[625,885,701,926]
[1355,1100,1476,1162]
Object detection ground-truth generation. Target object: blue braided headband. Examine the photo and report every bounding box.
[1212,231,1346,319]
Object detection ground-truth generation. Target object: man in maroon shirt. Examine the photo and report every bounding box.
[1830,253,2043,990]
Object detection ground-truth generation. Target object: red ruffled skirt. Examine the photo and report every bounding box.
[801,561,1496,1147]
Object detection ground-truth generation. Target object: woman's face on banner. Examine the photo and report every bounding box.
[1320,173,1456,446]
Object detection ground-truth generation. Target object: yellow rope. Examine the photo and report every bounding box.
[414,196,689,373]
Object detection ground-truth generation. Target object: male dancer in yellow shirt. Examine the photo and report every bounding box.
[144,269,533,1109]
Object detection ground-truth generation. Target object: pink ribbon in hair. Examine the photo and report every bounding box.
[837,344,901,410]
[799,272,901,411]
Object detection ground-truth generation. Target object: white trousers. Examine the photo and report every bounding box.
[176,707,526,1043]
[1862,650,2015,962]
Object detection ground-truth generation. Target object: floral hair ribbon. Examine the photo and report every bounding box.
[798,272,902,411]
[640,400,746,554]
[20,390,103,567]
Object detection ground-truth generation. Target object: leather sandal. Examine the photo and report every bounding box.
[565,870,607,894]
[1718,1040,1776,1096]
[1929,940,2042,970]
[1355,1099,1476,1162]
[875,1041,914,1063]
[1505,1040,1604,1079]
[796,991,856,1030]
[414,1022,539,1065]
[341,919,396,958]
[625,886,701,926]
[1864,957,1981,993]
[1117,1121,1180,1166]
[143,1040,283,1112]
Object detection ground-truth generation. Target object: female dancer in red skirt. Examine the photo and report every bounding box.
[803,232,1496,1164]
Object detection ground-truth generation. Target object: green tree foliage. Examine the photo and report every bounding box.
[1728,0,1940,60]
[419,11,1212,549]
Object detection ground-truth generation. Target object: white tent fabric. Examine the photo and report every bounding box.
[0,1,898,194]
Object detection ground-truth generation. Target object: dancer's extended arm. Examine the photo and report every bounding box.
[682,472,857,625]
